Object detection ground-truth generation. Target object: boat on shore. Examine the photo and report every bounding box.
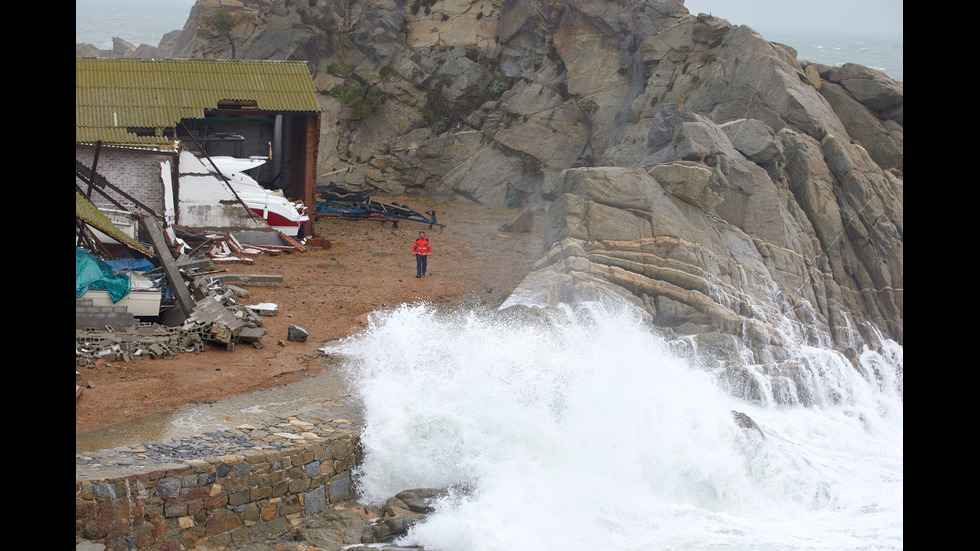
[200,155,269,175]
[200,156,309,236]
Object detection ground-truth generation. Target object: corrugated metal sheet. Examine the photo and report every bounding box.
[75,192,155,257]
[76,58,320,145]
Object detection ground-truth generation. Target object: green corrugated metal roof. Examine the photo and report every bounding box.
[76,58,320,145]
[75,191,155,258]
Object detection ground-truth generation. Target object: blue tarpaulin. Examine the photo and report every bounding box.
[105,257,173,304]
[105,258,156,273]
[76,248,131,303]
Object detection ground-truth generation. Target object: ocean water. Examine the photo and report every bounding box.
[334,301,903,550]
[760,28,903,82]
[75,0,195,50]
[74,2,903,81]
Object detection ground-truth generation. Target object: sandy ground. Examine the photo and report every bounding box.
[75,195,545,435]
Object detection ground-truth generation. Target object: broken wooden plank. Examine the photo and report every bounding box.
[136,213,195,323]
[206,274,284,284]
[277,231,307,252]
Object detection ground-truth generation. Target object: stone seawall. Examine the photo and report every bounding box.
[75,415,361,550]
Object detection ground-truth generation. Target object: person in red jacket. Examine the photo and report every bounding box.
[412,230,432,278]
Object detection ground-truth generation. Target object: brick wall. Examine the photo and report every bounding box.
[302,114,319,237]
[76,146,177,216]
[75,432,361,550]
[285,114,321,239]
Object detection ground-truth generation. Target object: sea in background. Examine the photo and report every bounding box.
[75,1,903,82]
[75,0,195,51]
[759,28,903,82]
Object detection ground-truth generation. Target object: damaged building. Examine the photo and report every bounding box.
[75,57,321,367]
[76,57,321,238]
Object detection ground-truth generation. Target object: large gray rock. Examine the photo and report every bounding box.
[75,30,180,58]
[816,79,904,171]
[719,118,784,165]
[506,110,902,364]
[79,1,902,396]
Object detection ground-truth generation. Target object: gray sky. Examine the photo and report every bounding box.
[682,0,903,36]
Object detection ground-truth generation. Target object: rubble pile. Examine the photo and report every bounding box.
[75,275,274,366]
[184,274,271,350]
[75,199,309,364]
[170,226,308,265]
[75,323,205,365]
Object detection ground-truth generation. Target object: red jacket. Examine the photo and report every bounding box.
[412,237,432,256]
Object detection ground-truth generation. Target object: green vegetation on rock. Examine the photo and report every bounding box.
[327,63,400,119]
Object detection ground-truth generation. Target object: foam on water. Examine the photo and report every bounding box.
[332,301,903,551]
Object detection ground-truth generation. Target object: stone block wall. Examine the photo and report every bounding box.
[76,298,136,331]
[75,432,361,550]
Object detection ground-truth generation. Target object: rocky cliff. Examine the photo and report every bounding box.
[81,0,903,396]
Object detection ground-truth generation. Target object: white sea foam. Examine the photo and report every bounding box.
[332,301,903,550]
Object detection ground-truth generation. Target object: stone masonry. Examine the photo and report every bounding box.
[75,416,362,550]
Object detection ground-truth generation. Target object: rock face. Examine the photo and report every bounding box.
[81,0,903,387]
[75,30,181,58]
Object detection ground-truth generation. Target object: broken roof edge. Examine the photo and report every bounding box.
[77,57,321,145]
[75,192,157,258]
[75,140,183,153]
[76,57,321,113]
[75,57,313,66]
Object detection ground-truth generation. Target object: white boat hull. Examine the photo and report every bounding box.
[203,158,308,236]
[201,155,268,174]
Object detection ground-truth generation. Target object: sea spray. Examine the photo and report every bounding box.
[333,301,902,551]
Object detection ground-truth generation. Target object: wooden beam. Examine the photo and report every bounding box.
[136,213,195,324]
[86,141,102,199]
[75,181,127,212]
[75,160,162,219]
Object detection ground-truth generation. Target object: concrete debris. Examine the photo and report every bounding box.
[76,214,302,369]
[247,302,278,316]
[75,275,271,367]
[75,322,205,365]
[205,273,285,285]
[225,283,250,298]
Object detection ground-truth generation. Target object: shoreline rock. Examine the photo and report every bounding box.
[75,28,180,58]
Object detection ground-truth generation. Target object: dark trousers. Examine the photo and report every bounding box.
[416,254,428,276]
